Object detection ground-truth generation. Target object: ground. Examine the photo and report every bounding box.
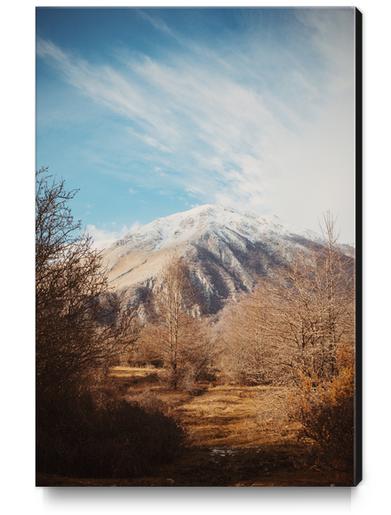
[38,367,353,486]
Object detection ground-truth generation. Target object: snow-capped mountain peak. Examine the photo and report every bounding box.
[113,204,287,253]
[101,205,353,316]
[101,204,297,315]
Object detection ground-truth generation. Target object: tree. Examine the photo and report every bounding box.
[36,168,138,398]
[258,213,354,382]
[217,213,355,385]
[216,292,282,385]
[152,257,214,389]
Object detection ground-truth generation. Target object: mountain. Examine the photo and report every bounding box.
[102,204,322,315]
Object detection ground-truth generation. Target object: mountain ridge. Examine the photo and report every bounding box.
[109,204,288,252]
[101,204,347,315]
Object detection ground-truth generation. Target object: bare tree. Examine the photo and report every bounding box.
[261,214,354,382]
[216,292,283,385]
[218,213,354,385]
[36,168,138,398]
[151,257,214,389]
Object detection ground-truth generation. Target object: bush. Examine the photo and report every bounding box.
[132,390,167,414]
[294,365,354,471]
[37,391,185,479]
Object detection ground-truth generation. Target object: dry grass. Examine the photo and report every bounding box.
[169,385,299,448]
[106,366,162,388]
[109,366,161,379]
[116,367,300,448]
[39,367,353,486]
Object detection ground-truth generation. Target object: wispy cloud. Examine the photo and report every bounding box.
[136,9,179,40]
[87,223,140,249]
[37,8,355,241]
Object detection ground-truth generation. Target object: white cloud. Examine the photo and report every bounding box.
[86,223,140,250]
[128,128,173,153]
[38,8,355,242]
[136,9,178,40]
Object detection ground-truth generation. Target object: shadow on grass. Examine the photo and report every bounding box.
[37,442,353,487]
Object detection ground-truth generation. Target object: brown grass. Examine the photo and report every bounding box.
[109,366,161,379]
[39,367,353,486]
[118,368,299,449]
[164,385,299,447]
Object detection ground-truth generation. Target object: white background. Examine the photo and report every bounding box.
[0,1,390,513]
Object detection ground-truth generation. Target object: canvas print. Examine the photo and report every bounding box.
[36,7,361,486]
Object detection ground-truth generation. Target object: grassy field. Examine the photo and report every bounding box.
[39,367,352,486]
[125,383,299,448]
[85,366,351,486]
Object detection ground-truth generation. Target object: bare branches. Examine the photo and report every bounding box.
[148,257,214,389]
[217,213,355,386]
[36,168,138,396]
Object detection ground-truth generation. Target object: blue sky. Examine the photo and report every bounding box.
[36,7,355,246]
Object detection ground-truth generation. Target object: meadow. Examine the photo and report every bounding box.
[39,366,353,487]
[36,171,355,487]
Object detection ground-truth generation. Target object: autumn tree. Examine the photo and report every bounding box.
[218,213,354,386]
[216,292,283,385]
[151,257,214,389]
[36,168,138,398]
[282,214,356,470]
[259,213,355,382]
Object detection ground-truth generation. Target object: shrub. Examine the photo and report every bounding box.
[132,390,167,414]
[294,364,354,471]
[37,391,185,479]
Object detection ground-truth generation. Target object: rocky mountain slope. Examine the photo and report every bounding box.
[101,204,328,315]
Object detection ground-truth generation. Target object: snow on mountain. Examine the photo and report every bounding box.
[112,204,287,252]
[101,204,311,315]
